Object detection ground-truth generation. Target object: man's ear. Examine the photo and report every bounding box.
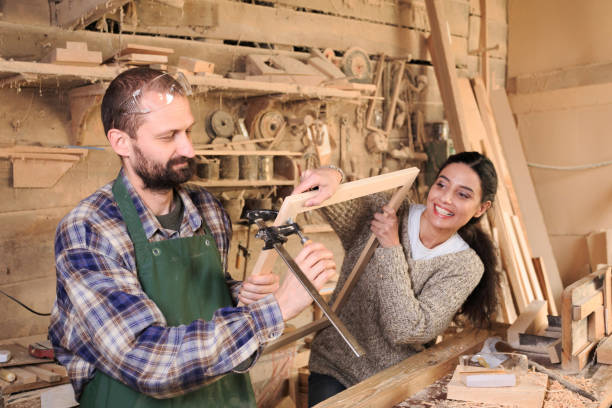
[107,128,132,157]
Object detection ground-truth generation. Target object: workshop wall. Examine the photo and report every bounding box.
[507,0,612,287]
[0,0,507,346]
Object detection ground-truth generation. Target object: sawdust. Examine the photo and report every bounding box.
[543,378,599,408]
[395,370,602,408]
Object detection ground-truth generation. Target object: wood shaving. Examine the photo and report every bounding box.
[543,380,599,408]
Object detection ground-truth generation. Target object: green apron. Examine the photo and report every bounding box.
[79,177,256,408]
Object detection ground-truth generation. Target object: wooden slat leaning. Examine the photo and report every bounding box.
[257,167,420,353]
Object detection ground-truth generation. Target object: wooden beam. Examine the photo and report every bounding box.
[49,0,131,29]
[313,328,490,408]
[490,88,563,312]
[425,0,470,152]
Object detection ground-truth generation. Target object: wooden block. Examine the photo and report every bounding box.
[518,333,559,355]
[547,338,562,364]
[269,56,322,76]
[43,44,102,66]
[573,290,604,321]
[177,56,215,73]
[10,367,37,384]
[38,363,67,377]
[588,305,605,342]
[246,54,286,75]
[507,300,548,347]
[118,43,174,56]
[22,365,61,383]
[447,366,548,408]
[598,335,612,364]
[587,230,612,270]
[117,53,168,65]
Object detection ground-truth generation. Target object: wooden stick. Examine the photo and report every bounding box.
[528,359,598,401]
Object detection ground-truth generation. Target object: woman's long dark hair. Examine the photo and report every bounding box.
[436,151,500,327]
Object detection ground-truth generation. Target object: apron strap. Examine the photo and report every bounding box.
[112,177,150,251]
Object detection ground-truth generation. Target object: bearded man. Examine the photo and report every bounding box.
[48,67,337,407]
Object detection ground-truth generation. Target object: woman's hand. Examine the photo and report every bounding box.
[291,167,342,207]
[238,273,280,305]
[370,205,400,248]
[274,242,337,321]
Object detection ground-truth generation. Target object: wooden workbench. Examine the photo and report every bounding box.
[312,326,612,408]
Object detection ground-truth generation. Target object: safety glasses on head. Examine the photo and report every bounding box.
[117,71,193,115]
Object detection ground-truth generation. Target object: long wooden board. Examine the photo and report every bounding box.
[0,344,52,368]
[490,88,563,312]
[314,328,490,408]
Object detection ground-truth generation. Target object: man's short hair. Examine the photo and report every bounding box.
[101,67,187,138]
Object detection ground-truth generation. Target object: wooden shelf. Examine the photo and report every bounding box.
[191,179,295,188]
[0,59,363,100]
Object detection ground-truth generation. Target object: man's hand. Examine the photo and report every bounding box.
[238,273,280,305]
[274,242,336,321]
[291,167,342,207]
[370,205,400,248]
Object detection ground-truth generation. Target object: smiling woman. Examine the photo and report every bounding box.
[290,151,500,407]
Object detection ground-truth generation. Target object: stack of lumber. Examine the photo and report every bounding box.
[426,0,562,326]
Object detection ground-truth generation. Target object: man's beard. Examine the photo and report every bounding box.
[132,144,195,191]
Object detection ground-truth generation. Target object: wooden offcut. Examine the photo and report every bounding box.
[42,41,102,66]
[447,366,547,408]
[177,56,215,73]
[598,335,612,364]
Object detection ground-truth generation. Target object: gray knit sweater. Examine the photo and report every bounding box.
[308,193,484,388]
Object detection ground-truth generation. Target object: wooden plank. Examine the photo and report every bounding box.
[508,61,612,94]
[50,0,131,29]
[9,367,37,384]
[533,257,559,316]
[503,211,535,306]
[498,269,518,323]
[118,43,175,56]
[314,328,490,408]
[490,88,563,312]
[22,366,60,383]
[117,53,169,65]
[425,0,470,152]
[125,0,470,61]
[447,367,547,408]
[511,214,545,302]
[598,335,612,364]
[547,338,562,364]
[456,77,485,151]
[263,0,471,37]
[573,290,604,321]
[507,300,547,348]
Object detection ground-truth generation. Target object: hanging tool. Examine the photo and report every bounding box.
[245,210,365,357]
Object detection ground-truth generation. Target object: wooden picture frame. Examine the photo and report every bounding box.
[251,167,420,352]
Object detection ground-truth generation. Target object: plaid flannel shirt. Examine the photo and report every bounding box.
[49,170,284,398]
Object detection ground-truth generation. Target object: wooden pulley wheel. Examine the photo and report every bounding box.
[208,109,235,138]
[365,130,389,153]
[341,46,373,83]
[258,110,285,139]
